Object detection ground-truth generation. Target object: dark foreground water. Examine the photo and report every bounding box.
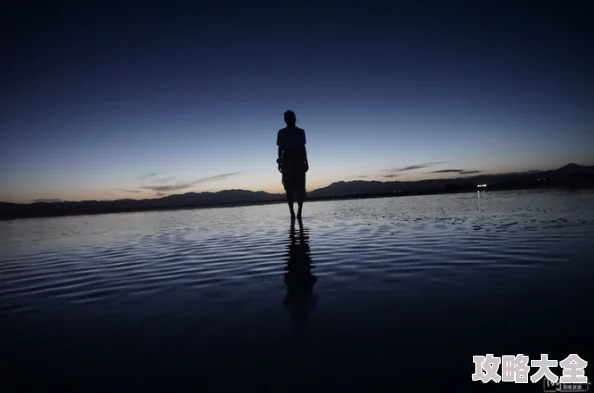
[2,189,593,392]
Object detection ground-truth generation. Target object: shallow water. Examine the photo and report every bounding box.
[2,189,594,392]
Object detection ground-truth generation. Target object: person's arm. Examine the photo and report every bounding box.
[303,146,309,172]
[303,130,309,171]
[276,131,283,171]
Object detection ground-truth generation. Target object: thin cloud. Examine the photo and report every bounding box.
[31,198,62,203]
[460,170,482,175]
[119,189,142,193]
[153,177,175,184]
[142,181,199,192]
[387,162,447,174]
[383,174,400,179]
[137,172,164,181]
[141,172,243,192]
[198,172,243,183]
[431,169,463,173]
[103,192,114,196]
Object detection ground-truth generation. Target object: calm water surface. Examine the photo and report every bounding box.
[2,189,593,392]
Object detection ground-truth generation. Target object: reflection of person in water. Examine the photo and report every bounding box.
[284,220,317,330]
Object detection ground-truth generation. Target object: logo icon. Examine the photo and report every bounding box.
[544,378,591,392]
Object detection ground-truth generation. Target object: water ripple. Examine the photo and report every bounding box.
[1,189,594,317]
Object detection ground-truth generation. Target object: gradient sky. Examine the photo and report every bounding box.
[2,0,593,203]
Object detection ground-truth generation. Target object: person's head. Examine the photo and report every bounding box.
[284,110,296,126]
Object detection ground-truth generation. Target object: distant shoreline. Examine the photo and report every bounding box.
[1,183,591,221]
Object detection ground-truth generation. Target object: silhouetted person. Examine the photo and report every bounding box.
[283,219,317,330]
[277,110,309,220]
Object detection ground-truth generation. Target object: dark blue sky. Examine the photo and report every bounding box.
[2,0,592,202]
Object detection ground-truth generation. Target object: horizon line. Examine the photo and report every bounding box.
[2,163,586,205]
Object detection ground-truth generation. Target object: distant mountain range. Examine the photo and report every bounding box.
[307,163,594,198]
[1,163,593,220]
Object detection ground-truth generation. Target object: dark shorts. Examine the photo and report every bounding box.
[282,158,306,193]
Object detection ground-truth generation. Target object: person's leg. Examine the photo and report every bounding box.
[282,169,295,219]
[296,173,306,220]
[286,190,296,219]
[296,192,304,220]
[284,165,298,219]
